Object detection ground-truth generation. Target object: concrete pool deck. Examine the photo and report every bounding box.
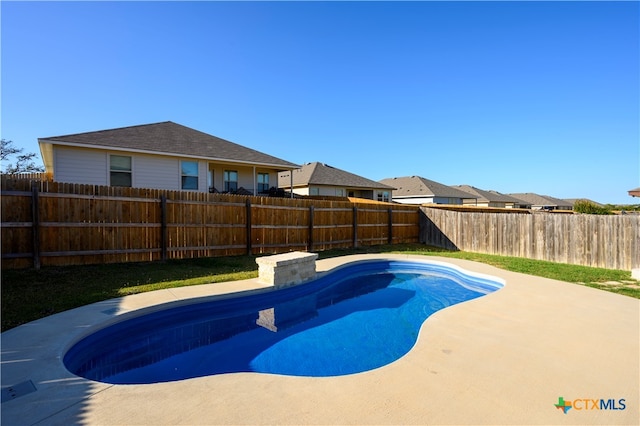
[1,254,638,425]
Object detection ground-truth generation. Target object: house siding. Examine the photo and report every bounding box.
[136,155,181,190]
[238,167,257,191]
[49,145,291,194]
[198,162,208,193]
[462,200,510,208]
[393,197,436,205]
[393,196,465,205]
[433,197,462,205]
[292,186,347,197]
[290,187,311,196]
[53,147,202,191]
[54,146,108,185]
[320,186,346,197]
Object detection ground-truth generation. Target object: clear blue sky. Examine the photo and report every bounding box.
[2,1,638,204]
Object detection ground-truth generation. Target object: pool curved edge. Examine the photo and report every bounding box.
[62,255,506,359]
[3,254,638,426]
[61,256,505,383]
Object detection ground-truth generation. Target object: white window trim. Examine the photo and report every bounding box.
[108,153,134,188]
[224,169,239,192]
[180,160,199,191]
[257,172,270,193]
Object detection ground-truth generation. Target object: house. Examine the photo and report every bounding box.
[508,193,573,211]
[378,176,477,205]
[38,122,300,195]
[629,187,640,198]
[278,162,394,201]
[450,185,523,208]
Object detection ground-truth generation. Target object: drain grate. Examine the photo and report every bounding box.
[1,380,37,403]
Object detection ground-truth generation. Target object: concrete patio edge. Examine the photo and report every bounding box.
[1,254,638,425]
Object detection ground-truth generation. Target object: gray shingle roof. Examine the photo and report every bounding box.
[452,185,523,203]
[39,121,299,169]
[508,193,573,208]
[279,162,395,190]
[379,176,475,199]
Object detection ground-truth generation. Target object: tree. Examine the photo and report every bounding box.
[573,199,612,215]
[1,139,44,174]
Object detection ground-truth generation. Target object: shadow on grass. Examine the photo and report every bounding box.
[3,243,637,331]
[1,255,261,331]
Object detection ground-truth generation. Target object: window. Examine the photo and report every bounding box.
[378,191,390,202]
[224,170,238,192]
[181,161,198,190]
[110,155,132,187]
[335,188,344,197]
[257,173,269,193]
[309,187,319,196]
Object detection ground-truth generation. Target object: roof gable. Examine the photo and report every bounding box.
[279,162,394,190]
[39,121,299,169]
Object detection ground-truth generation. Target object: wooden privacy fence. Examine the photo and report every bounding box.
[1,178,419,269]
[420,207,640,271]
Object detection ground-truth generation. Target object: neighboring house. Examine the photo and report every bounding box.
[278,162,395,201]
[450,185,523,208]
[378,176,476,205]
[38,122,300,195]
[508,193,573,211]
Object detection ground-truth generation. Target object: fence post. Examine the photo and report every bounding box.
[31,181,41,270]
[160,195,167,261]
[352,206,358,248]
[418,207,425,244]
[246,199,252,255]
[308,205,314,252]
[388,208,393,244]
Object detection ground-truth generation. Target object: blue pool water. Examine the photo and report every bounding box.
[64,260,503,384]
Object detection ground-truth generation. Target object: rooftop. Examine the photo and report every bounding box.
[279,162,394,190]
[39,121,300,169]
[379,176,475,199]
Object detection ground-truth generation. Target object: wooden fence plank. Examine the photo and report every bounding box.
[420,207,639,271]
[0,177,421,268]
[31,182,41,269]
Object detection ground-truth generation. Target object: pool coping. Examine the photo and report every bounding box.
[1,254,639,425]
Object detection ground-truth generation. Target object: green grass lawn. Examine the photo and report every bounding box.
[2,244,638,331]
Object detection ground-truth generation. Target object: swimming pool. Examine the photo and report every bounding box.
[64,259,504,384]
